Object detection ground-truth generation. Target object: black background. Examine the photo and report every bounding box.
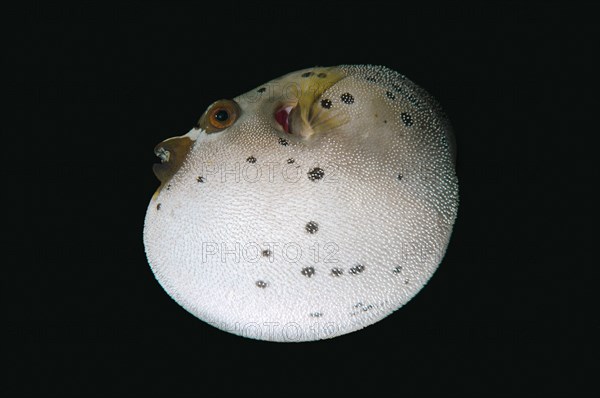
[7,2,597,395]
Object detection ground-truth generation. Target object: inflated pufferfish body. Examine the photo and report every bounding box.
[144,65,458,342]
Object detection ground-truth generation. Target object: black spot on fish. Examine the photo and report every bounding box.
[257,87,266,93]
[256,280,267,288]
[287,158,295,164]
[401,112,413,127]
[391,83,402,92]
[262,249,272,257]
[331,268,343,277]
[441,136,449,149]
[386,91,396,100]
[305,221,319,234]
[349,264,365,275]
[341,93,354,104]
[197,176,205,183]
[321,99,332,109]
[278,137,289,146]
[350,302,374,316]
[301,267,315,278]
[307,167,325,181]
[397,174,403,181]
[156,203,162,210]
[246,156,257,163]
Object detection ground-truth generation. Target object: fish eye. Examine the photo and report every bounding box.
[197,99,241,133]
[209,107,231,128]
[214,109,229,122]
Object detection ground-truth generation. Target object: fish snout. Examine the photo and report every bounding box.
[152,135,193,186]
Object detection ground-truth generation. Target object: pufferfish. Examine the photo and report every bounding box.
[143,65,458,342]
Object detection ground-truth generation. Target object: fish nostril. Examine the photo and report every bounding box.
[275,106,293,134]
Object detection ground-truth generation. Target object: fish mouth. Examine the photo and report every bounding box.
[154,146,171,163]
[152,135,193,196]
